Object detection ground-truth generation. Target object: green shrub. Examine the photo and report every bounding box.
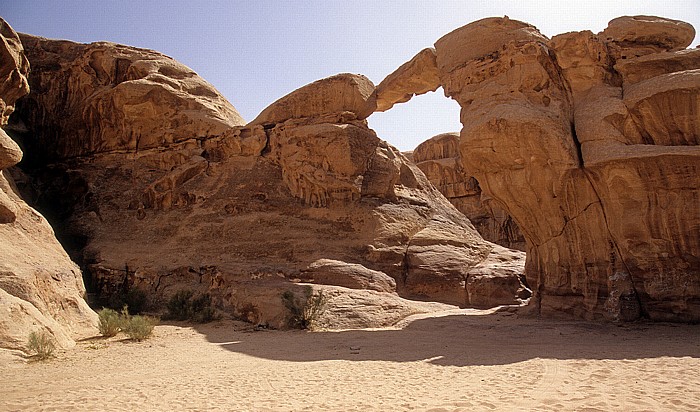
[166,290,195,321]
[27,330,55,360]
[123,288,149,314]
[122,314,157,341]
[189,293,216,323]
[105,288,149,314]
[282,287,327,330]
[166,290,216,323]
[97,308,122,337]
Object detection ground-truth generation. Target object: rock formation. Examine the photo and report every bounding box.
[412,132,526,251]
[0,18,96,351]
[8,35,529,330]
[424,15,697,321]
[7,13,696,327]
[374,15,699,321]
[13,34,244,164]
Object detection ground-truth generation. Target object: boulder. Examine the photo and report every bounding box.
[548,31,615,97]
[600,15,696,60]
[226,278,456,330]
[0,129,22,170]
[373,48,440,111]
[249,73,376,126]
[299,259,396,293]
[466,245,529,307]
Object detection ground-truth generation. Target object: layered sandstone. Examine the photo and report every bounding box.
[432,16,699,321]
[10,13,694,326]
[9,35,529,329]
[0,18,96,351]
[412,132,526,251]
[375,15,699,321]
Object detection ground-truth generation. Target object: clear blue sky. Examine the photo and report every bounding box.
[3,1,699,150]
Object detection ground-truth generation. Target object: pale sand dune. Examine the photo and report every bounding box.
[2,309,700,411]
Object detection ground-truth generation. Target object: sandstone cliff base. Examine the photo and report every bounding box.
[2,309,699,411]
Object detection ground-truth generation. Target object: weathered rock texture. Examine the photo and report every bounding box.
[431,16,699,321]
[412,132,526,251]
[9,35,529,329]
[250,73,376,126]
[0,18,96,351]
[13,34,245,164]
[378,15,699,321]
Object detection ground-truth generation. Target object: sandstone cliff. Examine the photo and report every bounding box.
[0,18,96,351]
[375,15,699,321]
[8,13,695,326]
[9,36,528,329]
[412,132,526,251]
[386,15,699,321]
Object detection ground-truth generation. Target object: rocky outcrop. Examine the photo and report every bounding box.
[430,16,699,321]
[12,33,244,164]
[0,18,96,351]
[13,13,694,325]
[600,15,695,60]
[0,19,29,127]
[9,35,529,329]
[374,15,699,321]
[412,132,526,251]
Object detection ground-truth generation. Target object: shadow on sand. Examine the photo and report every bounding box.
[192,310,700,367]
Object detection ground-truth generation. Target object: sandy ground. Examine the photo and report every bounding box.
[2,308,700,411]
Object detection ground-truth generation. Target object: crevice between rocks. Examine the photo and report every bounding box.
[570,121,585,168]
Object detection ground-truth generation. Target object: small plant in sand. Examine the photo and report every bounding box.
[27,330,56,360]
[166,290,216,323]
[282,286,328,330]
[97,308,122,337]
[120,307,158,341]
[97,306,158,341]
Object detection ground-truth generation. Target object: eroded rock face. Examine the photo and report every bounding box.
[0,19,29,127]
[430,16,700,321]
[12,34,244,163]
[10,36,529,329]
[412,132,526,251]
[0,19,96,351]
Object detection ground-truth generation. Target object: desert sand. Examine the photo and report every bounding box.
[2,308,700,411]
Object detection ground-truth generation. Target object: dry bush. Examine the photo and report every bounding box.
[27,330,55,360]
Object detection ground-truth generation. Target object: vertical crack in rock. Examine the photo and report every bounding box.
[582,169,646,319]
[570,122,585,168]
